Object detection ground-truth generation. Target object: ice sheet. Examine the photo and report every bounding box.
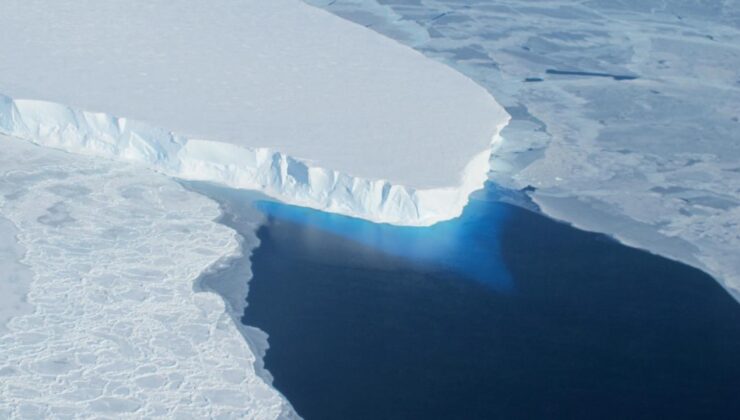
[0,0,508,225]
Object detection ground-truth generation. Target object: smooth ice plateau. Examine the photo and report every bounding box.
[0,0,508,226]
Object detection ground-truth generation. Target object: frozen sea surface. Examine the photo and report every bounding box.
[304,0,740,296]
[0,136,295,418]
[0,217,32,335]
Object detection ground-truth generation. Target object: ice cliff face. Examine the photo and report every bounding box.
[0,0,510,223]
[0,94,507,226]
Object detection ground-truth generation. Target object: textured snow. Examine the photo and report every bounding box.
[306,0,740,296]
[0,218,32,335]
[0,0,508,226]
[0,136,296,419]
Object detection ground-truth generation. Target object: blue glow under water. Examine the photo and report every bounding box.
[254,188,513,291]
[230,184,740,420]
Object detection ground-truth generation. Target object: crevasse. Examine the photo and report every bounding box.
[0,94,508,226]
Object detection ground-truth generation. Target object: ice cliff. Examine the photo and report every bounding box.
[0,95,507,226]
[0,0,509,226]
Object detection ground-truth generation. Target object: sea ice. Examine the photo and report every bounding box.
[0,136,296,419]
[0,218,32,335]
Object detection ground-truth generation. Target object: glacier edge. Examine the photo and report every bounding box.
[0,94,509,226]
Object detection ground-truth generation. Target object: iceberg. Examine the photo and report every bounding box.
[0,0,509,226]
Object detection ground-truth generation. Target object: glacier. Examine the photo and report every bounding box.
[0,0,509,226]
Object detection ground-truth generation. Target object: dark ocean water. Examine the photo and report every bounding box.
[231,184,740,420]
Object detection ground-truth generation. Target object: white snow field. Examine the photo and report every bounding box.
[0,137,296,419]
[0,218,33,336]
[305,0,740,298]
[0,0,508,226]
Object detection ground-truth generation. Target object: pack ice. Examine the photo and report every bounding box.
[0,0,508,226]
[0,136,297,418]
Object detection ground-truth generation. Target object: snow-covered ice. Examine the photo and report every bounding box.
[305,0,740,297]
[0,217,33,335]
[0,137,296,418]
[0,0,508,226]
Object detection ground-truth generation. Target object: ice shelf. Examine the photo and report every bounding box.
[0,0,509,226]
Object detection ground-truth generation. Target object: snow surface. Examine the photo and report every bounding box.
[305,0,740,296]
[0,136,296,419]
[0,217,32,335]
[0,0,508,226]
